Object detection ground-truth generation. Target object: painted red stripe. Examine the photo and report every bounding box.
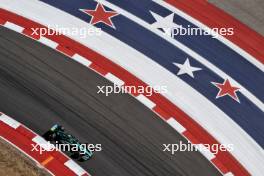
[153,106,170,120]
[56,45,75,57]
[0,8,249,175]
[165,0,264,64]
[17,126,36,139]
[82,173,90,176]
[0,18,6,25]
[0,123,47,163]
[51,150,69,163]
[212,158,228,174]
[90,63,108,75]
[182,131,199,144]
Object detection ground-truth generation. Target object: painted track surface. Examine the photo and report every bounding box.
[0,27,221,176]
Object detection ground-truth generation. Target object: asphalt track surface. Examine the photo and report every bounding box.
[210,0,264,36]
[0,27,221,176]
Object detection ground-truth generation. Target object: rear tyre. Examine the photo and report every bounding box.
[71,152,80,159]
[42,131,56,141]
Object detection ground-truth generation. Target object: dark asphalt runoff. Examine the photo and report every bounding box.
[0,27,221,176]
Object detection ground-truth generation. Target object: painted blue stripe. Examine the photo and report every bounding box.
[40,0,264,147]
[106,0,264,102]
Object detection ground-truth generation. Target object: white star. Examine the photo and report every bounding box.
[173,58,202,78]
[150,11,182,36]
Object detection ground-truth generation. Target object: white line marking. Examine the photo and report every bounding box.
[105,73,124,86]
[167,117,186,133]
[32,136,55,151]
[195,144,215,160]
[136,94,156,109]
[0,114,20,129]
[224,172,234,176]
[38,36,58,49]
[72,54,92,67]
[64,160,87,176]
[3,21,24,33]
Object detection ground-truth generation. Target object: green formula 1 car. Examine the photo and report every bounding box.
[43,124,93,161]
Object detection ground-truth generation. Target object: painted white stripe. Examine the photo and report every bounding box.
[0,114,20,129]
[32,136,55,151]
[195,144,215,160]
[97,0,264,113]
[38,36,58,49]
[3,21,24,33]
[72,54,92,67]
[64,160,86,176]
[224,172,234,176]
[153,0,264,72]
[136,94,156,109]
[2,1,263,175]
[105,73,124,86]
[167,117,186,133]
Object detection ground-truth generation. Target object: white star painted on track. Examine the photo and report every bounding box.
[150,11,182,36]
[173,58,202,78]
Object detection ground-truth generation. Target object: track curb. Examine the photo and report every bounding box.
[0,112,90,176]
